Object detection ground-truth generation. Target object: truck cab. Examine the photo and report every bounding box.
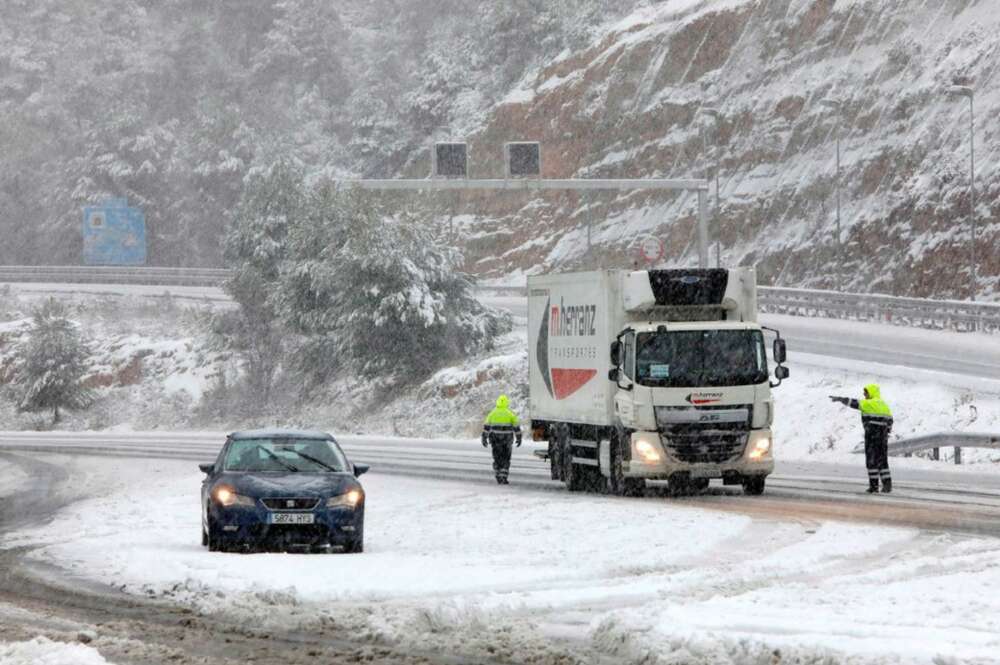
[528,267,788,496]
[609,319,783,494]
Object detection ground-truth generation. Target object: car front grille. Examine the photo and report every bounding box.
[262,497,320,511]
[656,404,752,464]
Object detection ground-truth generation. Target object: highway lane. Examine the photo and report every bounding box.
[2,431,999,537]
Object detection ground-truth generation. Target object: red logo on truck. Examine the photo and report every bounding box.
[537,298,597,400]
[686,392,723,405]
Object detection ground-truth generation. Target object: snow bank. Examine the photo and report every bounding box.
[0,637,113,665]
[0,458,28,498]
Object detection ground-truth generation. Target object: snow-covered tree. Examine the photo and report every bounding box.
[280,187,512,385]
[17,299,93,424]
[219,162,304,407]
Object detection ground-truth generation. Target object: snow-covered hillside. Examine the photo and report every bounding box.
[455,0,999,300]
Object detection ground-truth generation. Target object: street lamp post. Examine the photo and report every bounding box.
[947,85,977,302]
[820,99,844,291]
[699,107,723,267]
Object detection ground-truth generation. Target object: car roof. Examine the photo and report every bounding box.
[228,428,335,441]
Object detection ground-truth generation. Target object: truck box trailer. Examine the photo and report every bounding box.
[528,268,788,495]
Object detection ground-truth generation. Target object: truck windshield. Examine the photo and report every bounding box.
[635,330,768,388]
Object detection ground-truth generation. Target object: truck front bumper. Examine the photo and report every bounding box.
[623,429,774,479]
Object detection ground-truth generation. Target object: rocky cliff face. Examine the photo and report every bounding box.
[453,0,998,299]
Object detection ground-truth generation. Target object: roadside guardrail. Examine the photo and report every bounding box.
[0,266,229,287]
[0,267,997,333]
[757,286,1000,333]
[853,432,1000,465]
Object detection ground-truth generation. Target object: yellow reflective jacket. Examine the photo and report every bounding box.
[484,395,520,429]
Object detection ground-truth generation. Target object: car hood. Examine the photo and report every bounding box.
[215,472,360,498]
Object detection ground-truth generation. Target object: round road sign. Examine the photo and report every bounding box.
[638,235,664,264]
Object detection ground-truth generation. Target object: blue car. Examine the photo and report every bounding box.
[200,429,369,553]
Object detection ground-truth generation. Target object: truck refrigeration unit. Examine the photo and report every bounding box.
[528,268,788,496]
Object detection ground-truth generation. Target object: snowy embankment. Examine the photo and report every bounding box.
[5,456,1000,664]
[0,457,29,498]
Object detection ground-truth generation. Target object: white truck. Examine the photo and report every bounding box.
[528,268,788,496]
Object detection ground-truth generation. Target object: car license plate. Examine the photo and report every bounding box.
[270,512,315,525]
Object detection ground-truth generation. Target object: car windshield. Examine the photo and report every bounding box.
[223,438,348,473]
[635,329,768,388]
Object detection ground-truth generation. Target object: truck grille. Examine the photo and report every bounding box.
[656,405,752,464]
[262,497,320,511]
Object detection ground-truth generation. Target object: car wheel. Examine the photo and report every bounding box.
[692,478,710,493]
[206,512,224,552]
[201,525,208,547]
[343,538,364,554]
[742,476,766,496]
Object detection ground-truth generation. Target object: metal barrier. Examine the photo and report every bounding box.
[0,266,229,287]
[853,432,1000,465]
[758,286,1000,333]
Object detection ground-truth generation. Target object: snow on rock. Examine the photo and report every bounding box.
[458,0,1000,301]
[0,637,114,665]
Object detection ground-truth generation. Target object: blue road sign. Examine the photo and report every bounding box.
[82,200,146,265]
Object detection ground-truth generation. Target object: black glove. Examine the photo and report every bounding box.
[829,395,848,405]
[481,432,488,448]
[516,434,522,448]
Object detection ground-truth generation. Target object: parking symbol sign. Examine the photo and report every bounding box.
[82,199,146,266]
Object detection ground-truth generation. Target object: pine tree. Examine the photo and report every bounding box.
[17,299,93,424]
[219,161,304,407]
[280,187,512,385]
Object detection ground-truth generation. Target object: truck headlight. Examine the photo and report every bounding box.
[327,489,363,508]
[633,435,662,463]
[213,485,255,507]
[749,436,771,460]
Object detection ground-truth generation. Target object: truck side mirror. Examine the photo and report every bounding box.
[610,341,622,366]
[775,365,789,380]
[773,338,787,364]
[608,367,620,382]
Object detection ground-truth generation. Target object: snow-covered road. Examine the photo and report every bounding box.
[3,431,1000,537]
[3,453,1000,664]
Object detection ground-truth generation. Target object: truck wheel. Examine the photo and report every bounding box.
[608,435,642,497]
[548,438,561,481]
[560,427,583,492]
[742,476,766,496]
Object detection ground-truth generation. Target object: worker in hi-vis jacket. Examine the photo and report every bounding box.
[830,383,894,493]
[482,395,522,484]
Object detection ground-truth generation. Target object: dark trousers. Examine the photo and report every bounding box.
[489,436,513,479]
[864,426,891,487]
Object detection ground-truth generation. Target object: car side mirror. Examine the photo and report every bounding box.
[608,367,620,382]
[610,341,622,367]
[773,338,787,364]
[775,365,789,380]
[354,463,370,477]
[199,463,215,475]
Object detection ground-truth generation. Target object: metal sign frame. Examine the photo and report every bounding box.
[334,177,712,267]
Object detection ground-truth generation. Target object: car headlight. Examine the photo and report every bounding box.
[749,436,772,460]
[633,436,662,463]
[327,489,363,508]
[213,485,255,507]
